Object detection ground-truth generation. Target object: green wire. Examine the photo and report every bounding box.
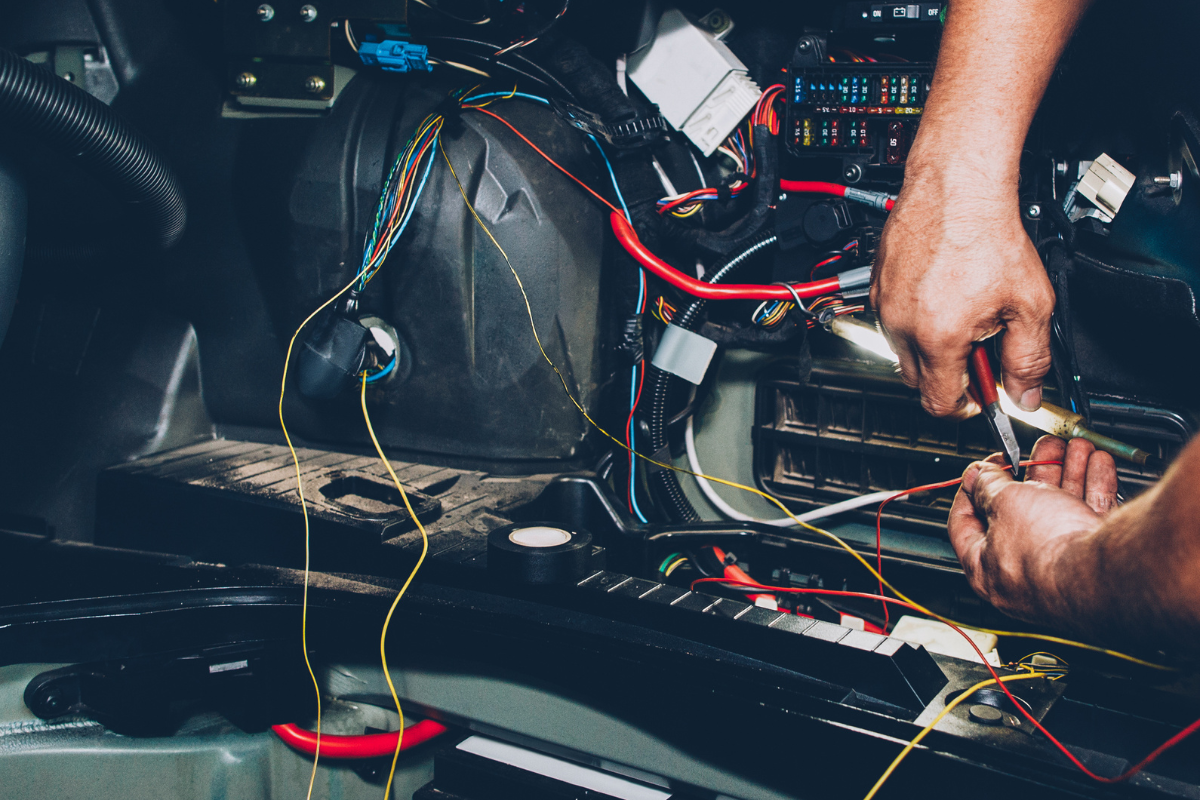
[658,552,683,573]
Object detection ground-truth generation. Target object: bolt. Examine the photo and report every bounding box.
[1026,203,1041,219]
[1055,160,1069,176]
[300,4,318,22]
[1154,172,1182,189]
[797,39,812,52]
[256,3,274,21]
[304,75,327,94]
[843,163,864,184]
[41,692,62,712]
[62,72,75,82]
[234,72,257,89]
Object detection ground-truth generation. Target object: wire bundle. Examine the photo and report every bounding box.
[656,84,785,218]
[358,109,453,292]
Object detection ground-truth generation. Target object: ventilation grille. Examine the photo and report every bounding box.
[754,361,1189,532]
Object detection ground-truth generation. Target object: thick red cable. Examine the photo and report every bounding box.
[780,180,896,211]
[611,212,842,301]
[272,720,448,759]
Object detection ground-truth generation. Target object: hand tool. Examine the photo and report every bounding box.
[969,343,1022,479]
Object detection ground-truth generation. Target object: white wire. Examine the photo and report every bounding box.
[684,417,903,527]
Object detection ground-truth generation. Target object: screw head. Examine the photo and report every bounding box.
[1055,160,1069,176]
[41,691,62,713]
[256,4,274,21]
[778,192,788,202]
[797,39,812,52]
[300,4,318,21]
[1026,204,1041,219]
[235,72,257,89]
[843,163,864,184]
[304,75,327,94]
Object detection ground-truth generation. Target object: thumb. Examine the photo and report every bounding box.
[999,294,1054,413]
[970,460,1016,520]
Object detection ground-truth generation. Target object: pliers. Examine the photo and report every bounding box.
[969,343,1022,480]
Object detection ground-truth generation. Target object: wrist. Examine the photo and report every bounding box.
[903,122,1023,195]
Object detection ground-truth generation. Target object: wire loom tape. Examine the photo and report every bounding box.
[488,523,593,584]
[651,324,718,385]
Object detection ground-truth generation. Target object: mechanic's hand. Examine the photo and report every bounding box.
[870,171,1056,418]
[947,435,1118,622]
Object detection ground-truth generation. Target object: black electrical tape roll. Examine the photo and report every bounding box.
[487,523,592,585]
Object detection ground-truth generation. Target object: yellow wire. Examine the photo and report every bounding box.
[862,673,1046,800]
[438,136,1173,674]
[277,110,445,798]
[663,557,688,577]
[279,269,376,800]
[361,374,431,800]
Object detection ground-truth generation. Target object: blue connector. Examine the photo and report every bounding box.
[358,40,432,73]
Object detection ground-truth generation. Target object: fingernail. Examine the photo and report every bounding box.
[1018,387,1042,412]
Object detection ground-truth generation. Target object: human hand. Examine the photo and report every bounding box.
[947,435,1118,623]
[869,166,1056,418]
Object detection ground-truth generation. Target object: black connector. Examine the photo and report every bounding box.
[295,304,369,400]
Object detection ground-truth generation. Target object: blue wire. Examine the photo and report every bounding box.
[360,127,442,288]
[461,91,631,220]
[586,132,630,220]
[365,356,397,383]
[628,266,649,524]
[462,89,646,521]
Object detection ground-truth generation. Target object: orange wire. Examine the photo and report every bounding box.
[467,107,624,216]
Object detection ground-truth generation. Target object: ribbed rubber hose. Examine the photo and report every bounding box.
[0,48,186,250]
[646,233,779,522]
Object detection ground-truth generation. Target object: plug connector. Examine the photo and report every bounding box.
[627,9,760,156]
[358,40,432,73]
[1076,153,1135,222]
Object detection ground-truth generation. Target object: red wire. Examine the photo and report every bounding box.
[611,212,843,301]
[873,462,1061,630]
[468,107,625,217]
[809,253,843,280]
[626,360,645,514]
[689,577,1198,783]
[271,720,448,759]
[779,180,896,211]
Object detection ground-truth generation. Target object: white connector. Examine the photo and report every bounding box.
[628,9,760,156]
[1076,153,1136,222]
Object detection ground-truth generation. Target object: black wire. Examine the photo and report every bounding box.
[410,0,492,26]
[509,0,570,48]
[423,36,576,99]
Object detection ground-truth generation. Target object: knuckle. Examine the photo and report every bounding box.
[922,393,964,418]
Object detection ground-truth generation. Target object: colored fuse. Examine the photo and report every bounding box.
[803,118,813,146]
[831,118,841,147]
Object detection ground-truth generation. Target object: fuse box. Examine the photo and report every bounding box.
[785,64,933,165]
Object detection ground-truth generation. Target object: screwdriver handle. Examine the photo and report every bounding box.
[969,343,1000,407]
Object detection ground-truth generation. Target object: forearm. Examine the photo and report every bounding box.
[1047,440,1200,654]
[907,0,1092,189]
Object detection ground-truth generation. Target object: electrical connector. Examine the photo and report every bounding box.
[358,40,432,73]
[1075,152,1135,222]
[627,9,760,156]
